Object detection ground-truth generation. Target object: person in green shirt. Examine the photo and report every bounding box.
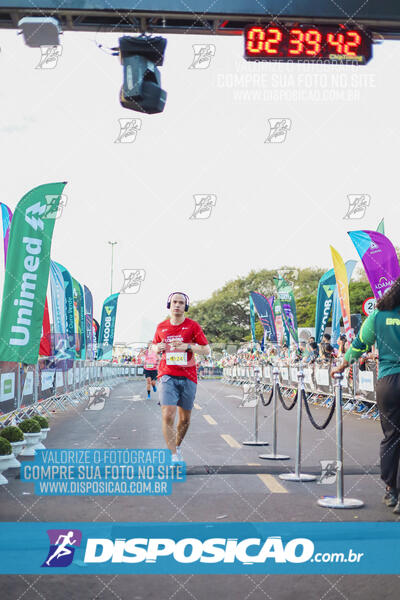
[331,278,400,515]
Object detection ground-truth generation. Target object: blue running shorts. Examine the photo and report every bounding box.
[159,375,197,410]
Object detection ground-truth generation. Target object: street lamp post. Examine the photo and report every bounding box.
[108,241,117,295]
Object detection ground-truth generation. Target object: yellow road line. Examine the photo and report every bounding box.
[257,474,288,494]
[194,403,202,410]
[203,414,217,425]
[247,463,261,466]
[221,434,241,448]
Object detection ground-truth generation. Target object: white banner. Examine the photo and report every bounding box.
[359,370,374,392]
[280,367,289,381]
[303,369,313,385]
[41,370,55,391]
[55,370,64,389]
[23,371,34,396]
[0,372,15,402]
[315,369,329,386]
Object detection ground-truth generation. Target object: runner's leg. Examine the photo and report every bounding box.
[162,405,178,453]
[176,407,191,447]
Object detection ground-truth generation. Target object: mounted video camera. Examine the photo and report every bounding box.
[119,35,167,114]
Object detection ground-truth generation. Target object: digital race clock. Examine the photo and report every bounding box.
[244,24,372,64]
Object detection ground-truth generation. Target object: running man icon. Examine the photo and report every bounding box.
[42,529,82,567]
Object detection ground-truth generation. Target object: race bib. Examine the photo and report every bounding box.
[145,364,155,369]
[166,352,188,366]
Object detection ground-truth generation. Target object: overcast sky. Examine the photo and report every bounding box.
[0,28,399,343]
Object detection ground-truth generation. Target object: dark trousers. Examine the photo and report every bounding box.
[376,373,400,489]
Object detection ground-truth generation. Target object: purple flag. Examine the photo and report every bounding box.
[250,291,277,343]
[348,230,400,298]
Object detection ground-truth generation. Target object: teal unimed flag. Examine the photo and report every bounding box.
[0,182,66,364]
[97,293,120,360]
[377,219,385,234]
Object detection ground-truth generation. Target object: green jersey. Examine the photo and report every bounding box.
[344,308,400,379]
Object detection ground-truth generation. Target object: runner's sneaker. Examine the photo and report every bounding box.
[153,385,157,392]
[383,487,398,507]
[147,391,151,399]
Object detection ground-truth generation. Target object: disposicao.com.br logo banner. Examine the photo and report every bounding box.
[0,522,400,574]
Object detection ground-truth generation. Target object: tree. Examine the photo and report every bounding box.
[189,266,325,343]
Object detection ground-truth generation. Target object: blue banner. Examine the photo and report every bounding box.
[55,262,76,359]
[314,268,336,343]
[50,261,68,359]
[0,522,399,574]
[250,291,277,343]
[84,285,95,360]
[249,294,256,348]
[97,293,120,360]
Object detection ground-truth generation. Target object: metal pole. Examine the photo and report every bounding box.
[242,367,269,446]
[108,241,117,295]
[279,368,316,481]
[259,366,290,460]
[317,372,364,509]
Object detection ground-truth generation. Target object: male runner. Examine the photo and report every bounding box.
[152,292,210,462]
[143,341,159,399]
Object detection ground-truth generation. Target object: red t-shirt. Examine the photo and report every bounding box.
[153,318,208,383]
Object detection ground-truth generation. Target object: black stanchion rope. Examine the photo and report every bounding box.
[261,387,273,407]
[302,389,335,430]
[276,384,298,411]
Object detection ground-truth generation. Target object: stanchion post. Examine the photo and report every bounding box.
[259,366,290,460]
[242,367,269,446]
[279,368,316,482]
[317,372,364,509]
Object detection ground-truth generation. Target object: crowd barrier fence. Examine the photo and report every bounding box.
[222,360,379,420]
[0,361,146,424]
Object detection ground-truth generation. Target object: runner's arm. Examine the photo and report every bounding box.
[344,310,377,364]
[189,343,210,355]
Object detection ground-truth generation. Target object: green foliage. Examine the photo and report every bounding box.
[19,418,41,434]
[0,437,12,456]
[189,266,324,343]
[32,416,49,429]
[189,266,374,343]
[0,426,24,443]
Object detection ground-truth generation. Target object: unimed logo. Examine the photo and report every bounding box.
[83,536,314,564]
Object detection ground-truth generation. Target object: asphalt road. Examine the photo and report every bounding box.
[0,378,399,599]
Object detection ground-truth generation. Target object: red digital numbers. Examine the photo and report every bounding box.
[245,25,367,63]
[246,26,265,54]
